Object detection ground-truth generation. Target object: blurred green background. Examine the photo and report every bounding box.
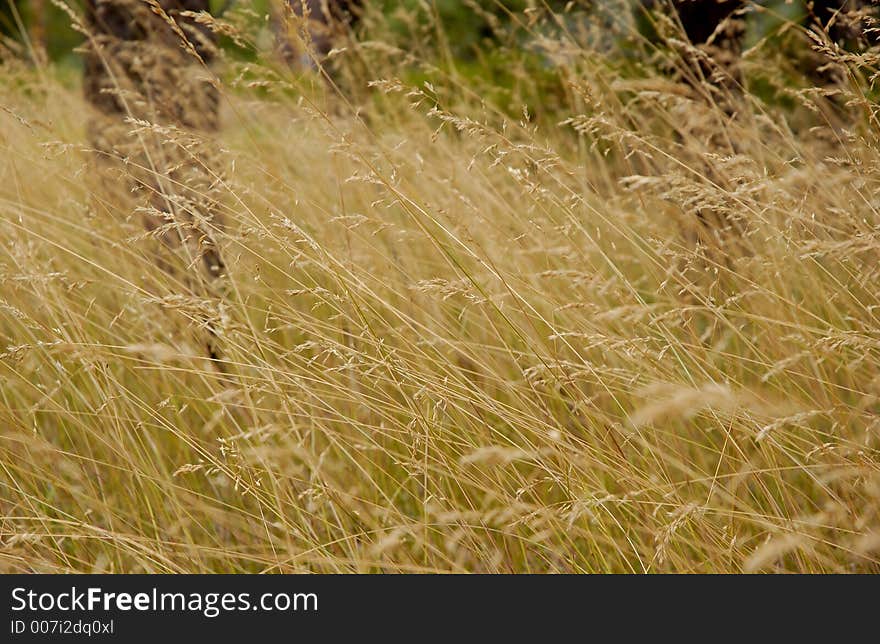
[1,0,571,65]
[0,0,810,71]
[0,0,273,63]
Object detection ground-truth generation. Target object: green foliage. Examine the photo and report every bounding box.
[3,0,578,63]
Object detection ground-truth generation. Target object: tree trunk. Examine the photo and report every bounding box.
[83,0,224,282]
[29,0,48,60]
[276,0,362,67]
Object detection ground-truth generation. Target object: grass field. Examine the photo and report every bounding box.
[1,5,879,573]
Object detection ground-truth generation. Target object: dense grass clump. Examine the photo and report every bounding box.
[0,2,878,572]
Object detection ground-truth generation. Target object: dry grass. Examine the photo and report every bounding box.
[0,2,879,573]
